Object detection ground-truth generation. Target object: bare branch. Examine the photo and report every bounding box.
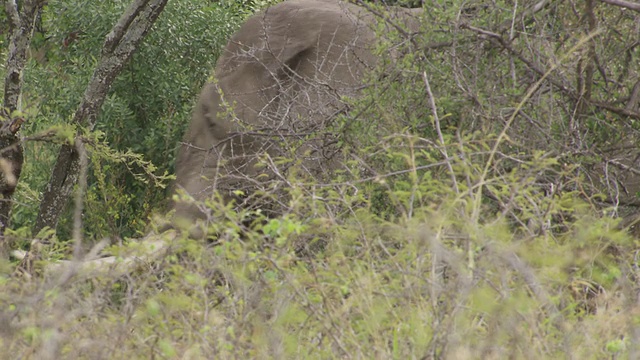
[460,23,640,121]
[599,0,640,12]
[626,80,640,112]
[592,100,640,119]
[460,23,574,95]
[423,71,458,194]
[354,0,414,43]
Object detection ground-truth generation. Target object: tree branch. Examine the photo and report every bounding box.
[599,0,640,12]
[626,80,640,112]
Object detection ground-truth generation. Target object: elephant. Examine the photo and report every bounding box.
[170,0,423,230]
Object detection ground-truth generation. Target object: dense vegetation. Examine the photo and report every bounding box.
[1,0,639,358]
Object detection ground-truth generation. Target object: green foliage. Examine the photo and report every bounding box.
[2,146,635,357]
[2,0,640,358]
[219,0,284,15]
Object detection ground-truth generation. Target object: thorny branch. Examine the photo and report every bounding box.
[459,23,640,121]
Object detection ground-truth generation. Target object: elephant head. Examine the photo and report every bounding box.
[172,0,422,228]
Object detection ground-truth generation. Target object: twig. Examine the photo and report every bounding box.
[422,71,458,193]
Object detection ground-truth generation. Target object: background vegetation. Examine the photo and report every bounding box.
[11,0,267,239]
[1,0,639,358]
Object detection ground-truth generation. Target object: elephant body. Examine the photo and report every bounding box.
[173,0,422,223]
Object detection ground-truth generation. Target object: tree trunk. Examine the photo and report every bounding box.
[1,0,47,245]
[33,0,168,234]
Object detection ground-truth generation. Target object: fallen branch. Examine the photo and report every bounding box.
[14,231,179,279]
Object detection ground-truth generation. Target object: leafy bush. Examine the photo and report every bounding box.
[2,126,634,357]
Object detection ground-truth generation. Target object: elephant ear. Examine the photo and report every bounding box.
[264,29,317,73]
[241,32,316,82]
[218,4,329,79]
